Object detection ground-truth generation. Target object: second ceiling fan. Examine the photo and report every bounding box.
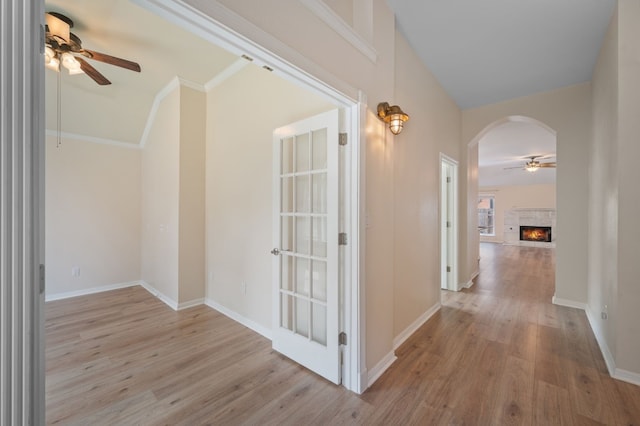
[505,156,556,172]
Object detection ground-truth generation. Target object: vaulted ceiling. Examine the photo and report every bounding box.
[46,0,614,186]
[386,0,614,187]
[45,0,239,145]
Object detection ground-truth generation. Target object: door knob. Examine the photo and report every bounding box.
[270,248,280,256]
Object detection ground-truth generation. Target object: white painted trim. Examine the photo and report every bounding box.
[140,280,179,310]
[462,270,479,289]
[139,77,180,148]
[177,298,205,310]
[132,0,359,105]
[45,281,140,302]
[584,306,616,376]
[578,303,640,386]
[552,296,587,310]
[45,130,141,150]
[393,303,441,350]
[366,350,397,387]
[177,76,205,92]
[614,368,640,387]
[204,58,249,91]
[299,0,377,63]
[205,298,273,340]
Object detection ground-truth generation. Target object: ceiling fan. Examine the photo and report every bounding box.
[44,12,141,85]
[504,156,556,172]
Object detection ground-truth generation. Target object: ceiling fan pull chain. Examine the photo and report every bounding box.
[57,68,62,148]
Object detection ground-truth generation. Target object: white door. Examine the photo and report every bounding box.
[272,109,340,384]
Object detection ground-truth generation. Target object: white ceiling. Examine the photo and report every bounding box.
[45,0,239,145]
[385,0,612,186]
[386,0,616,109]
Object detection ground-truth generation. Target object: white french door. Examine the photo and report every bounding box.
[272,109,340,384]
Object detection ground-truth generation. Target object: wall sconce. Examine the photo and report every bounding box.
[377,102,409,135]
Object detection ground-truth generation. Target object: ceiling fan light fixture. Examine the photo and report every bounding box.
[45,12,70,44]
[61,52,83,75]
[525,164,538,172]
[44,45,60,71]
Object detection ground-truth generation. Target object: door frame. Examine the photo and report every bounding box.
[132,0,365,393]
[440,153,459,291]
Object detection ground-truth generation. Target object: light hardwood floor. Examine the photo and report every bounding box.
[46,244,640,425]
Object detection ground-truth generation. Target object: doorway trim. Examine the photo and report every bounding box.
[440,153,459,291]
[132,0,365,393]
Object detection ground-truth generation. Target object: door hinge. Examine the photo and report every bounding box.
[39,264,45,294]
[339,133,348,146]
[447,266,451,273]
[338,232,348,245]
[339,332,347,345]
[446,221,451,228]
[446,176,451,183]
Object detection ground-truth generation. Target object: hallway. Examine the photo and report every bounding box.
[45,244,640,424]
[365,243,640,424]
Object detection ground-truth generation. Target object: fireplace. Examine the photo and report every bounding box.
[520,226,552,242]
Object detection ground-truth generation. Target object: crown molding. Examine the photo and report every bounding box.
[45,130,141,149]
[204,58,249,91]
[299,0,377,63]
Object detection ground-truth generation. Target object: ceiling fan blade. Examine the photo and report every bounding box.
[82,49,141,72]
[538,162,556,168]
[503,166,524,170]
[76,56,111,85]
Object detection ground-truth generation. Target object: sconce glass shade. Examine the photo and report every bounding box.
[377,102,409,135]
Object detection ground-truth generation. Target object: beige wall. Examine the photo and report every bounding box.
[141,87,181,302]
[205,64,335,329]
[141,84,207,306]
[392,33,461,337]
[479,184,556,243]
[591,0,640,376]
[589,3,619,370]
[45,137,141,297]
[615,0,640,374]
[178,87,207,303]
[462,84,591,304]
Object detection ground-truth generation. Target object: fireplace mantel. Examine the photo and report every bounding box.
[504,208,556,247]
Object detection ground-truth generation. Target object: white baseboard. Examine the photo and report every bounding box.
[140,281,179,311]
[177,298,205,311]
[552,296,587,310]
[614,368,640,386]
[583,305,640,386]
[393,303,441,350]
[584,306,616,376]
[461,270,479,290]
[204,298,272,340]
[45,281,140,302]
[366,350,397,388]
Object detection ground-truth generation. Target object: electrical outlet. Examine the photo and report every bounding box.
[71,266,80,277]
[601,305,608,320]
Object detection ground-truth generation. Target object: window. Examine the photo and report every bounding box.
[478,195,495,236]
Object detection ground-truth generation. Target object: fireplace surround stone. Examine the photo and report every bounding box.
[504,208,556,247]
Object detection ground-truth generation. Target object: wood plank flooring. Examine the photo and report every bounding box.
[46,243,640,425]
